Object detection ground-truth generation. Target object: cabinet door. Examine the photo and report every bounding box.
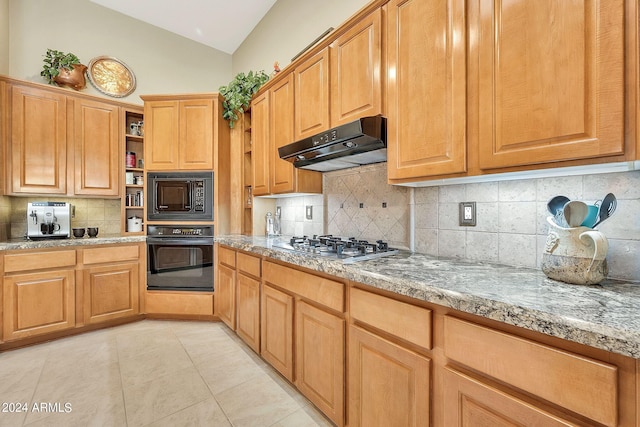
[476,0,624,169]
[294,48,330,140]
[261,284,294,381]
[74,99,120,196]
[83,262,139,324]
[296,300,345,426]
[386,0,467,181]
[236,272,260,353]
[443,368,580,426]
[349,325,430,427]
[270,74,296,194]
[251,92,270,196]
[330,8,382,127]
[3,269,75,340]
[144,100,179,170]
[179,98,214,170]
[10,85,67,194]
[215,263,236,329]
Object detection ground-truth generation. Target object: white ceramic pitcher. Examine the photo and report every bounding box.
[541,216,608,285]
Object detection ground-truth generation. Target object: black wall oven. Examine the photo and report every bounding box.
[147,225,214,292]
[147,171,213,221]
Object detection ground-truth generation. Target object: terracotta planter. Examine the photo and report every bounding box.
[54,63,87,90]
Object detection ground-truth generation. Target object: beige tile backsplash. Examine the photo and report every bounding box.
[7,197,121,239]
[277,163,640,283]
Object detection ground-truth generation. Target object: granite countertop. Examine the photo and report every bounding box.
[0,235,147,250]
[216,234,640,359]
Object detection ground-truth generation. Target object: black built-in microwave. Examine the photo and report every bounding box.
[147,171,213,221]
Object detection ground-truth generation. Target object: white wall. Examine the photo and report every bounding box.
[0,0,8,74]
[7,0,232,104]
[232,0,371,75]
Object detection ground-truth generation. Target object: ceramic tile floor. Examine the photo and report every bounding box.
[0,320,334,427]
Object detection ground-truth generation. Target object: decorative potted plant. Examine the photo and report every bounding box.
[40,48,87,90]
[219,70,270,128]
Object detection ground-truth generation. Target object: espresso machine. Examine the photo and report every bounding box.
[26,202,73,239]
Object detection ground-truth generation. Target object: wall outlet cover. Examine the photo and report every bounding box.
[459,202,476,226]
[305,205,313,220]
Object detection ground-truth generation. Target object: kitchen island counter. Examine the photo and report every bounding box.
[216,234,640,359]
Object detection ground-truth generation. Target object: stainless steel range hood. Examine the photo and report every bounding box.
[278,115,387,172]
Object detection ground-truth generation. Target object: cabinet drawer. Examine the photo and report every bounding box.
[350,287,431,350]
[237,252,260,278]
[4,250,76,273]
[443,316,617,426]
[218,246,236,268]
[263,261,344,312]
[82,245,139,265]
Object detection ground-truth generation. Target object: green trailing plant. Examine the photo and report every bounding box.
[41,48,81,85]
[219,70,270,128]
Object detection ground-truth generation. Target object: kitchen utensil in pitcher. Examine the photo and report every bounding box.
[593,193,617,228]
[547,195,570,226]
[563,201,588,227]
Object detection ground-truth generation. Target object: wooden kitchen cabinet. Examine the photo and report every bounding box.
[215,246,236,329]
[2,249,77,341]
[386,0,467,182]
[235,252,261,353]
[81,245,141,325]
[9,84,68,194]
[251,79,322,196]
[330,7,382,127]
[74,98,120,196]
[261,283,294,381]
[142,95,215,170]
[348,287,432,427]
[443,315,620,426]
[251,91,270,196]
[475,0,625,170]
[295,300,345,426]
[262,260,346,425]
[349,325,430,427]
[294,48,330,140]
[270,75,297,194]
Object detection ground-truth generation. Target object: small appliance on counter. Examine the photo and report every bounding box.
[26,202,73,240]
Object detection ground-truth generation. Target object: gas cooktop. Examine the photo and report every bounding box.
[271,235,399,263]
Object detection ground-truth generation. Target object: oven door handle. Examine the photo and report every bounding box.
[147,238,214,245]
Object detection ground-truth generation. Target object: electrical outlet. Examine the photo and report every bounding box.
[459,202,476,226]
[305,205,313,220]
[276,206,281,216]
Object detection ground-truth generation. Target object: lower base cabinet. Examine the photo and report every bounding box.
[442,368,580,426]
[3,269,76,341]
[296,300,345,426]
[236,273,260,353]
[348,325,430,427]
[82,262,139,324]
[261,284,294,381]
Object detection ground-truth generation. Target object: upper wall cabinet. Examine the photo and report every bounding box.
[252,76,322,196]
[142,95,214,170]
[292,8,383,142]
[386,0,467,182]
[476,0,625,170]
[294,49,330,141]
[7,82,120,196]
[10,84,69,194]
[251,91,270,196]
[330,8,383,127]
[74,99,120,196]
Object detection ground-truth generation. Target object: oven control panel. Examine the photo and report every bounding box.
[194,181,205,212]
[147,225,214,237]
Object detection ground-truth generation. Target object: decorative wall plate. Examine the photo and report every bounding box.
[86,56,136,97]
